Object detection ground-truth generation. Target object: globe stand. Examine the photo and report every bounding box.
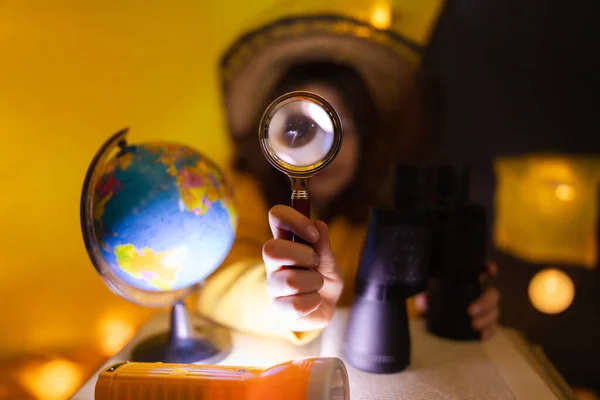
[130,300,232,364]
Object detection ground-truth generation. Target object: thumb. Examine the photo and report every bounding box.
[313,221,339,280]
[414,292,428,313]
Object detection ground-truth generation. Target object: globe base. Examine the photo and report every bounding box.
[131,301,231,364]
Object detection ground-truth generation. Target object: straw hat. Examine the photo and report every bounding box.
[219,1,445,138]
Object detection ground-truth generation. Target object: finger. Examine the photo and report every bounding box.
[268,205,319,242]
[472,307,500,331]
[262,239,319,272]
[283,302,335,332]
[468,287,500,317]
[267,269,324,298]
[273,292,322,320]
[414,292,428,313]
[312,221,339,279]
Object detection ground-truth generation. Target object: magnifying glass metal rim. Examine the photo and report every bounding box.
[258,90,343,178]
[80,128,195,308]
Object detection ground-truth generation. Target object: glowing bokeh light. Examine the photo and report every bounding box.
[528,268,575,314]
[19,359,82,400]
[371,5,391,29]
[494,155,598,268]
[99,316,135,356]
[555,183,575,202]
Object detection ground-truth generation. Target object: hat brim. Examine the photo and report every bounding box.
[220,15,423,138]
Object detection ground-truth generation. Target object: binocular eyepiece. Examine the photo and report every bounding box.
[343,164,487,374]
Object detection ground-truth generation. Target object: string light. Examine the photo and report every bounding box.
[528,268,575,314]
[99,316,135,356]
[370,4,391,30]
[19,359,82,400]
[555,183,575,202]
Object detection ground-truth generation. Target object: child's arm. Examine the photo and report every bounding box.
[195,173,323,345]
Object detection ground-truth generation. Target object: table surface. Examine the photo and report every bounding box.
[71,308,575,400]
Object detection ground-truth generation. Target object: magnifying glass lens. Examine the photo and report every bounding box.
[267,99,335,167]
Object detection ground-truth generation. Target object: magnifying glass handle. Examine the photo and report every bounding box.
[291,197,311,246]
[286,197,311,271]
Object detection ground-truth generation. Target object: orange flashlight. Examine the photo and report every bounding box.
[95,357,350,400]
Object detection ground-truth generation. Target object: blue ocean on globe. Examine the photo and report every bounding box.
[92,143,237,292]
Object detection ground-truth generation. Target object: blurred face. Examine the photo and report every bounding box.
[299,82,360,203]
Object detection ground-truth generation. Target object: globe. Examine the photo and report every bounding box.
[81,129,237,307]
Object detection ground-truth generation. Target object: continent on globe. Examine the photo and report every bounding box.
[177,164,236,228]
[146,143,236,228]
[114,244,185,291]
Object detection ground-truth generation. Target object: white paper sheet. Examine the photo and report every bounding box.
[319,309,558,400]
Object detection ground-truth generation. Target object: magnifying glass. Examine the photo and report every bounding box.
[259,91,343,249]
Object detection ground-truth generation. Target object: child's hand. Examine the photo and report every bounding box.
[468,261,500,340]
[262,205,344,332]
[414,261,501,340]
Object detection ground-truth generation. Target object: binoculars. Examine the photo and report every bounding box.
[343,164,487,374]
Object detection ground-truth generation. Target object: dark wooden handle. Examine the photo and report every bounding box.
[291,197,311,245]
[282,197,311,270]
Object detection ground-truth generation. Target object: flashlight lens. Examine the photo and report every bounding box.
[329,366,348,400]
[267,99,335,167]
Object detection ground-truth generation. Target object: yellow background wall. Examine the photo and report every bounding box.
[0,0,443,360]
[0,0,279,357]
[0,4,597,399]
